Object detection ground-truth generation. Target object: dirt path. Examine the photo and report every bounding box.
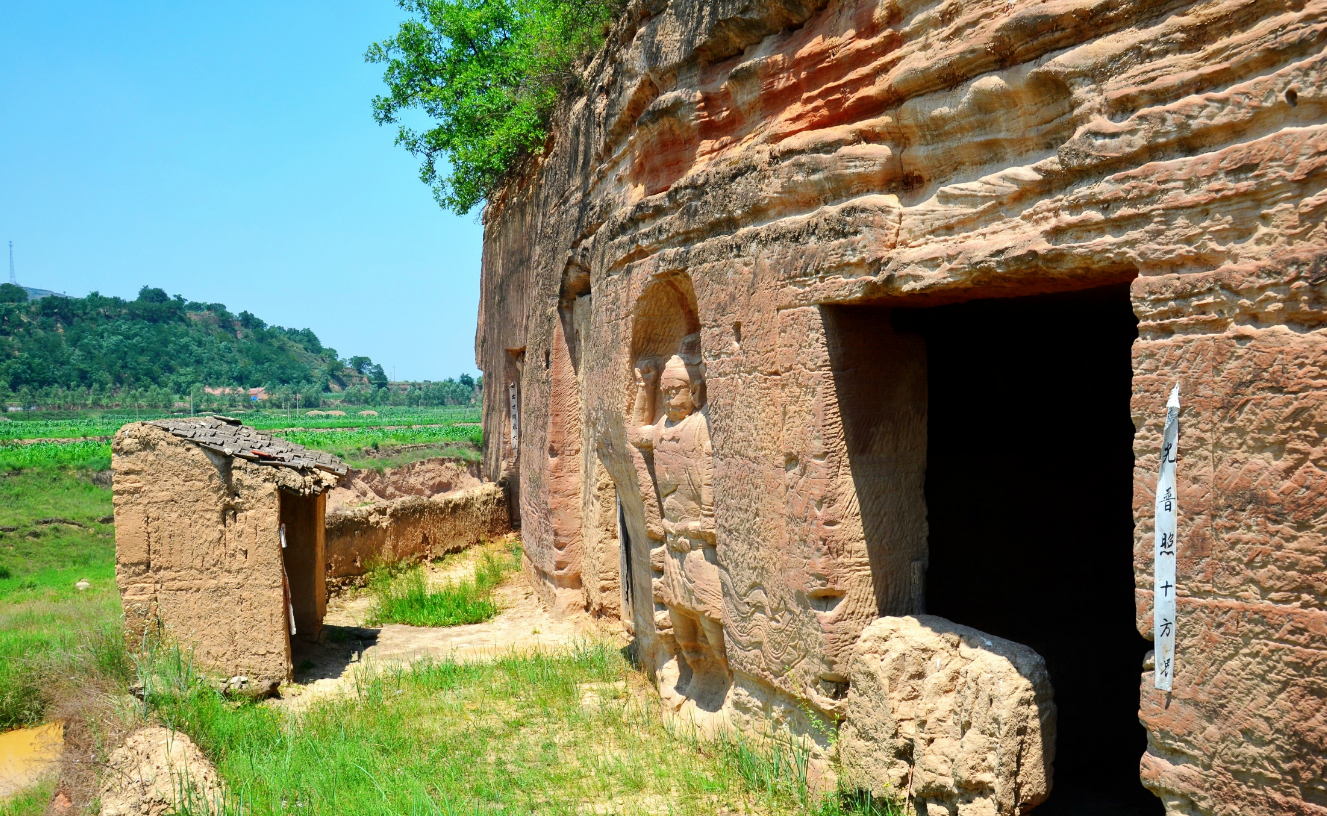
[281,545,610,710]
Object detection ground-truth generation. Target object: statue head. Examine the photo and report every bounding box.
[660,354,701,422]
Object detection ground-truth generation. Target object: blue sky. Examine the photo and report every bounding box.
[0,2,484,381]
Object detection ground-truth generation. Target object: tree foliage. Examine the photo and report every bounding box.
[0,287,354,397]
[0,287,482,410]
[367,0,623,214]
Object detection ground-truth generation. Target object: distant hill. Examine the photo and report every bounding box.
[0,284,372,401]
[21,287,69,301]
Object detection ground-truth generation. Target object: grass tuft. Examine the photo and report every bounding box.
[366,544,520,628]
[0,777,56,816]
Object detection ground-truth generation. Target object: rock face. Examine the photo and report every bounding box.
[841,616,1056,815]
[324,457,482,514]
[99,727,221,816]
[475,0,1327,812]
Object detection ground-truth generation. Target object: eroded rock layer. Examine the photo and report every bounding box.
[477,0,1327,811]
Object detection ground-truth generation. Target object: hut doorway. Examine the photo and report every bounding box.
[897,284,1159,815]
[279,491,326,646]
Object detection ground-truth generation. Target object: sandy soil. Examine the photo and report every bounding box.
[281,546,614,710]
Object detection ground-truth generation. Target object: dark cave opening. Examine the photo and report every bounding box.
[898,284,1162,816]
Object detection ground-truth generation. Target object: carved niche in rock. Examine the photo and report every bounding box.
[627,272,730,716]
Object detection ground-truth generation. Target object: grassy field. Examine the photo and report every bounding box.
[0,468,125,731]
[0,457,898,816]
[149,643,891,816]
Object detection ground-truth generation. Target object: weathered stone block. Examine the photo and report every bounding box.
[841,616,1056,816]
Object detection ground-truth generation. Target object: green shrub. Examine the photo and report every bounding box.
[368,0,624,213]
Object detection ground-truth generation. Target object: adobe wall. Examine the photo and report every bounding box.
[476,0,1327,811]
[112,424,334,683]
[324,483,511,579]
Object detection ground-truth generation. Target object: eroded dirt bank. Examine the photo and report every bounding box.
[325,457,482,514]
[324,457,510,581]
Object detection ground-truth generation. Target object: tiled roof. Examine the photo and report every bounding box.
[150,416,349,477]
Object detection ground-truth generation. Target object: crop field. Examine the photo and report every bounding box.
[0,440,113,471]
[0,408,483,471]
[277,423,481,450]
[0,406,480,442]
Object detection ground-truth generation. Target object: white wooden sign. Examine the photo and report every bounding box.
[508,382,520,452]
[1154,384,1180,691]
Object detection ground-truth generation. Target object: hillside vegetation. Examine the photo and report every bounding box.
[0,285,478,410]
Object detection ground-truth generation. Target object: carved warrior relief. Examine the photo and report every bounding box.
[629,332,730,707]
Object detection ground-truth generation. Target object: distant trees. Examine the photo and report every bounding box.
[0,286,479,411]
[348,356,390,390]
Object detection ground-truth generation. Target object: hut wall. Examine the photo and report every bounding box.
[113,424,291,683]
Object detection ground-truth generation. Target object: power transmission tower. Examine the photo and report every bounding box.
[8,242,15,285]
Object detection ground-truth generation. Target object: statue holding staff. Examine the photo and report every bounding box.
[630,347,727,679]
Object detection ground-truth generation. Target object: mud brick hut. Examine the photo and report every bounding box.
[113,417,347,685]
[475,0,1327,812]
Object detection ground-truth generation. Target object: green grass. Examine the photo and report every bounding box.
[366,545,519,628]
[0,468,124,730]
[146,642,894,816]
[0,468,114,577]
[0,568,127,730]
[0,777,55,816]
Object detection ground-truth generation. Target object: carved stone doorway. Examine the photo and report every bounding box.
[897,284,1160,816]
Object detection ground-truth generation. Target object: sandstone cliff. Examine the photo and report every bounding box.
[476,0,1327,812]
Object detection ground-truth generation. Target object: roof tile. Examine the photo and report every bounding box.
[150,417,348,477]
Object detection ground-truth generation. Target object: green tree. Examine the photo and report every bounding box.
[367,0,622,213]
[0,283,26,304]
[0,289,364,401]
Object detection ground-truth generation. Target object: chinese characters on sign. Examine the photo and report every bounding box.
[1154,384,1181,691]
[509,382,520,453]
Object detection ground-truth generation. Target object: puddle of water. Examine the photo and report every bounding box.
[0,722,63,798]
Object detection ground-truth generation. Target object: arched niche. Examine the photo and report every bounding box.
[630,271,704,419]
[626,269,730,717]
